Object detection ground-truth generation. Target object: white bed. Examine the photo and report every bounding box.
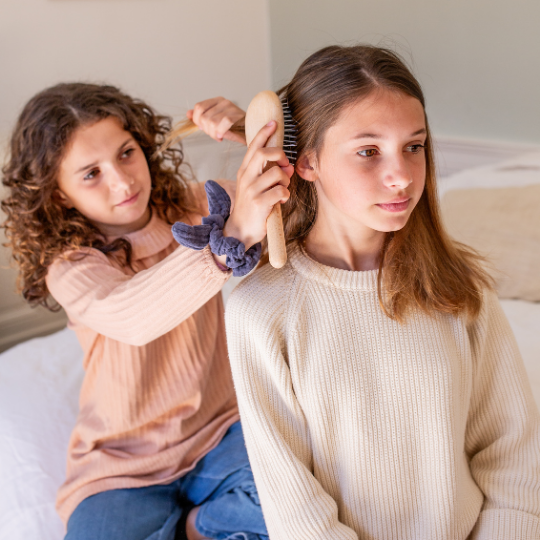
[1,153,539,540]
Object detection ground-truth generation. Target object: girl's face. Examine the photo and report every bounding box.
[56,117,152,236]
[302,89,427,243]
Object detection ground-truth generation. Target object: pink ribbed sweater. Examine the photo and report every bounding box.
[46,213,238,524]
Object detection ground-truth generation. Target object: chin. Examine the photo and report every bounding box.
[377,219,409,233]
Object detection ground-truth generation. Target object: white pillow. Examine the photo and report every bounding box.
[438,150,540,197]
[0,328,83,540]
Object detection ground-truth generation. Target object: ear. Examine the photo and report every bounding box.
[53,189,74,209]
[295,151,318,182]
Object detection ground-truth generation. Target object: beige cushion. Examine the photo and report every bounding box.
[441,184,540,301]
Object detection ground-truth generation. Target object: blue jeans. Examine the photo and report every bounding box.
[65,422,268,540]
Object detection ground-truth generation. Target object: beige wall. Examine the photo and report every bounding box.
[268,0,540,145]
[0,0,271,137]
[0,0,271,351]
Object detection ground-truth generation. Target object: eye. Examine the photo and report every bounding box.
[121,147,135,159]
[358,148,379,158]
[406,144,425,154]
[84,168,100,181]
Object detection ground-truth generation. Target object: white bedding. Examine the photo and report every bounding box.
[1,152,539,539]
[0,328,82,540]
[438,150,540,196]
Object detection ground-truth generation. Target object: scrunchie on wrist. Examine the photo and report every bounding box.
[171,180,261,277]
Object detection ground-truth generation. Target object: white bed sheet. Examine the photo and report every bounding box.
[0,328,83,540]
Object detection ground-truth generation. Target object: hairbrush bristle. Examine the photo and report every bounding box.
[281,97,297,164]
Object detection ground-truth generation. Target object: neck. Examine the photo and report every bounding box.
[93,207,152,237]
[304,210,385,272]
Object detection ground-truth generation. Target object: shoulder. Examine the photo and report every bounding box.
[46,247,109,277]
[225,255,300,336]
[227,259,296,314]
[464,287,521,363]
[468,287,506,333]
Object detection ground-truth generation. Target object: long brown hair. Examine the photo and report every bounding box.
[2,83,197,311]
[277,45,492,321]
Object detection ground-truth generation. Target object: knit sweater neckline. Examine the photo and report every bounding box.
[289,242,378,291]
[108,211,173,261]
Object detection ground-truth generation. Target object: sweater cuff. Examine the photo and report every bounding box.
[468,509,540,539]
[202,245,232,276]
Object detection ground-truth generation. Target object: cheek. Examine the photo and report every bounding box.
[412,155,427,179]
[413,162,427,195]
[337,173,379,211]
[135,156,152,179]
[74,185,112,214]
[337,184,374,212]
[320,159,376,204]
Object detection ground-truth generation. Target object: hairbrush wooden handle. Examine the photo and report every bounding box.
[245,91,287,269]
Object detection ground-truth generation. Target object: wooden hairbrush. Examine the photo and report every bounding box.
[245,91,297,269]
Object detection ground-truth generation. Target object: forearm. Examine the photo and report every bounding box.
[47,245,230,345]
[468,510,540,540]
[240,409,358,540]
[226,301,358,540]
[466,292,540,537]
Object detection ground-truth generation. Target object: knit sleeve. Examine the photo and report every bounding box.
[46,244,230,346]
[225,269,358,540]
[465,291,540,539]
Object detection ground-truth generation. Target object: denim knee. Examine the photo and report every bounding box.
[65,485,183,540]
[195,473,267,540]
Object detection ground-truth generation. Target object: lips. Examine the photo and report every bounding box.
[376,198,410,212]
[116,192,139,207]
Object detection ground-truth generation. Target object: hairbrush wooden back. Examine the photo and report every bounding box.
[245,91,290,269]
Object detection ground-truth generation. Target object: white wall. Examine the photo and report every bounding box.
[268,0,540,145]
[0,0,271,137]
[0,0,271,351]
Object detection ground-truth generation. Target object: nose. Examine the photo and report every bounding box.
[107,164,132,192]
[382,154,412,189]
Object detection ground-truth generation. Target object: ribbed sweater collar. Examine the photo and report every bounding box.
[289,242,378,291]
[110,212,173,261]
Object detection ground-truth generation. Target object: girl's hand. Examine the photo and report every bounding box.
[187,97,246,144]
[223,121,294,250]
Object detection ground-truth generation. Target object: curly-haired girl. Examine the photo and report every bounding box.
[2,83,291,540]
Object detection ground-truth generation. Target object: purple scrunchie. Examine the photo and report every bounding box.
[171,180,261,277]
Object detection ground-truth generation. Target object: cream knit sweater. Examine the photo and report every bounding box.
[225,243,540,540]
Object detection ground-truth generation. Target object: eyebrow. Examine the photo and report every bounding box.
[74,137,133,174]
[352,128,427,140]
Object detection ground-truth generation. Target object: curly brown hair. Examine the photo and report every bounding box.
[2,83,197,311]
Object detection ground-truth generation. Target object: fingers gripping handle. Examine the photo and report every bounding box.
[245,91,288,269]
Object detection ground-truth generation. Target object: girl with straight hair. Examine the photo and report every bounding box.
[223,45,540,539]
